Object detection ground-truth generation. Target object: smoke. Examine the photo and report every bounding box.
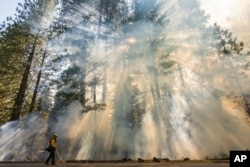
[0,114,48,161]
[1,0,250,161]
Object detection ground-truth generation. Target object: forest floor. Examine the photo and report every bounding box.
[0,160,229,167]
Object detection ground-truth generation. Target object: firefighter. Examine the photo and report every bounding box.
[45,134,58,165]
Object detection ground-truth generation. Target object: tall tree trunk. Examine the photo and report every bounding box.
[178,64,185,87]
[93,76,97,107]
[102,67,107,104]
[80,46,87,108]
[152,41,161,102]
[29,39,49,113]
[10,36,38,121]
[93,0,104,109]
[80,72,86,108]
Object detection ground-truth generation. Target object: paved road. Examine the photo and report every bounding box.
[0,162,229,167]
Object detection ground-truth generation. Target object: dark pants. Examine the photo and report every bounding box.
[45,149,56,165]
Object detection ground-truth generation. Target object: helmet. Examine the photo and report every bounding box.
[53,133,58,138]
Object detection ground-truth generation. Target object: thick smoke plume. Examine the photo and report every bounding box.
[1,0,250,161]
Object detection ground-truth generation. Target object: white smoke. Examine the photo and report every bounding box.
[0,114,48,161]
[1,0,250,161]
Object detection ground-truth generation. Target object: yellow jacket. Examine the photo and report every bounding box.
[50,138,57,149]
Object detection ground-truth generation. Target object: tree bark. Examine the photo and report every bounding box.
[10,36,38,121]
[29,39,49,113]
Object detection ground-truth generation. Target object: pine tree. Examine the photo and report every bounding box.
[8,0,59,121]
[213,23,250,116]
[0,22,31,124]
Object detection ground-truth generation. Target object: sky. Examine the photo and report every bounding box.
[0,0,24,23]
[200,0,234,27]
[0,0,248,24]
[0,0,249,25]
[200,0,249,27]
[0,0,249,47]
[200,0,250,50]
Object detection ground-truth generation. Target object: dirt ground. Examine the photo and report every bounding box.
[0,160,229,167]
